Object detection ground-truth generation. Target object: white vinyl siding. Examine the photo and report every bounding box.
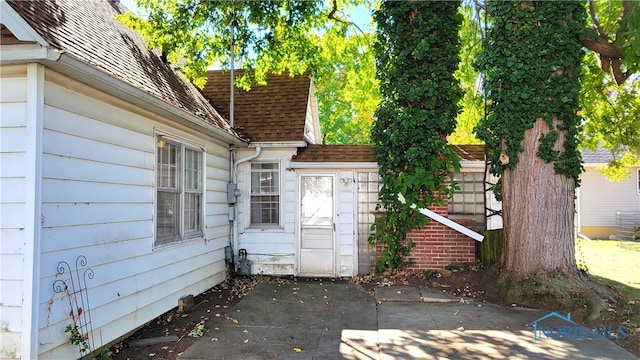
[0,65,29,360]
[30,71,230,359]
[579,166,640,227]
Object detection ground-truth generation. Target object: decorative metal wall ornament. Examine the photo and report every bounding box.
[52,256,96,356]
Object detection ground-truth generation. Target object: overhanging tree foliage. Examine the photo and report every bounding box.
[314,30,379,144]
[120,0,375,144]
[370,1,462,271]
[580,0,640,180]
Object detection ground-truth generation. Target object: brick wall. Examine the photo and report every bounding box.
[375,202,478,272]
[407,214,477,271]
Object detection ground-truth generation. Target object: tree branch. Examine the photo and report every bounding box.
[326,0,366,35]
[587,0,607,38]
[582,0,636,85]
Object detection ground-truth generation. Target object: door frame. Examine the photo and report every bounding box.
[296,171,338,277]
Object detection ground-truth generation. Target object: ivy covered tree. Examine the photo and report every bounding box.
[370,1,463,271]
[475,1,607,309]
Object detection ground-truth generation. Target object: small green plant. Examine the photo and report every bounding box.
[187,324,207,338]
[579,297,588,307]
[421,270,434,281]
[65,323,90,354]
[97,346,113,360]
[575,239,589,274]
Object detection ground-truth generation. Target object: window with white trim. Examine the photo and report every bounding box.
[250,163,280,226]
[156,138,203,246]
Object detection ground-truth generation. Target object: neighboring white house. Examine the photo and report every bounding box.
[0,1,246,359]
[577,148,640,239]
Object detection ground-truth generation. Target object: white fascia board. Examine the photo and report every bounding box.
[0,1,49,46]
[290,162,378,169]
[0,45,62,63]
[249,141,307,148]
[48,53,247,146]
[459,160,485,169]
[306,81,322,144]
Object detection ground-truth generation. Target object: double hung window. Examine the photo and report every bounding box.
[250,163,280,226]
[156,138,203,246]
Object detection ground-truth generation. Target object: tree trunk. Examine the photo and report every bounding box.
[502,117,577,276]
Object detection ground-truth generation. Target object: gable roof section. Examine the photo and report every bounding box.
[4,0,236,137]
[450,144,486,162]
[581,146,616,165]
[203,70,312,142]
[292,144,486,163]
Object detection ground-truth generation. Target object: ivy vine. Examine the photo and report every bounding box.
[475,1,587,199]
[370,1,463,272]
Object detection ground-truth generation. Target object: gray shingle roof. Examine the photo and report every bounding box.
[6,0,235,136]
[581,146,615,164]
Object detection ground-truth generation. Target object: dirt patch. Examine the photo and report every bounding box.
[109,265,639,359]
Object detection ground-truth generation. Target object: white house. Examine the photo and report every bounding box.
[577,148,640,239]
[204,71,372,277]
[0,1,246,358]
[1,1,496,358]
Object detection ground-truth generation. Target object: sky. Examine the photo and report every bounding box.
[118,0,374,31]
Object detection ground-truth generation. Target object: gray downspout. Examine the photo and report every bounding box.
[232,147,262,268]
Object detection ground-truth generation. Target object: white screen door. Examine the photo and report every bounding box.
[299,175,335,276]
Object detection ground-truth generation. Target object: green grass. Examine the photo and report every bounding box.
[576,239,640,300]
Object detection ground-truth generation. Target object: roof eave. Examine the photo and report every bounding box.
[290,162,378,169]
[47,53,247,146]
[249,141,307,148]
[459,160,485,168]
[0,44,62,63]
[1,1,49,46]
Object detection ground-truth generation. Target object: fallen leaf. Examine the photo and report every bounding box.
[243,329,249,333]
[211,338,218,342]
[293,347,302,352]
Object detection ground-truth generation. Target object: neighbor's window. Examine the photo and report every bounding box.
[250,163,280,226]
[156,138,203,246]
